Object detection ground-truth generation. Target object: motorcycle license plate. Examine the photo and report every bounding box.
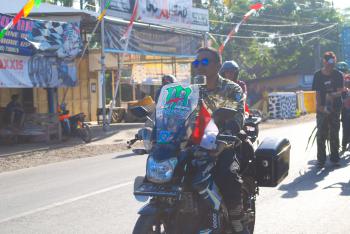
[134,183,181,197]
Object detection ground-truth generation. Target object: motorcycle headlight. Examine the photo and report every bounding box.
[146,157,177,184]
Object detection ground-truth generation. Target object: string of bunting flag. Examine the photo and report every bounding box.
[98,0,112,21]
[218,2,264,55]
[0,0,41,39]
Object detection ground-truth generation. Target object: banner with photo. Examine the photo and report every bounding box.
[138,0,209,32]
[0,53,78,88]
[105,21,202,57]
[106,0,209,32]
[0,13,82,87]
[27,19,82,59]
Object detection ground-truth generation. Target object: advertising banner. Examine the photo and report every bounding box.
[0,14,82,88]
[138,0,209,32]
[105,21,202,57]
[106,0,209,31]
[0,13,34,56]
[0,53,78,88]
[107,0,136,20]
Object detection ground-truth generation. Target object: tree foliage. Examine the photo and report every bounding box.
[208,0,345,80]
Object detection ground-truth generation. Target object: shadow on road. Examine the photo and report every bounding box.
[113,152,137,160]
[323,180,350,196]
[90,124,142,142]
[279,152,350,198]
[279,157,350,198]
[323,153,350,196]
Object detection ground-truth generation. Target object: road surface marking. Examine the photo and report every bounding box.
[0,181,133,224]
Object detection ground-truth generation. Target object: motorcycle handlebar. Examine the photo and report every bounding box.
[127,134,141,148]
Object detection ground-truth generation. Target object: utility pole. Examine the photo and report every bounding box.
[80,0,83,9]
[100,0,108,131]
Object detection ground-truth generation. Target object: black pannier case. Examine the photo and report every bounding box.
[255,137,291,187]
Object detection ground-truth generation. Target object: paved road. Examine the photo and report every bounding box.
[0,121,349,234]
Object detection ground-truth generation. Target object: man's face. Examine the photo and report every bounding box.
[323,58,336,71]
[193,51,220,80]
[224,70,237,81]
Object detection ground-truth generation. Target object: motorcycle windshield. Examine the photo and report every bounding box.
[155,82,199,145]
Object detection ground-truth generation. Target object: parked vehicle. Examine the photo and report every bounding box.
[58,104,92,143]
[130,80,291,233]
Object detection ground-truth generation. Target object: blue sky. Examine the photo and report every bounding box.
[332,0,350,9]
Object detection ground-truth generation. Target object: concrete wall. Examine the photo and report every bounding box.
[246,74,301,91]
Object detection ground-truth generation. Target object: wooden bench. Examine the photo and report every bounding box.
[24,113,62,142]
[0,113,62,143]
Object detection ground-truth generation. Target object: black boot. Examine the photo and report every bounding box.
[228,203,250,234]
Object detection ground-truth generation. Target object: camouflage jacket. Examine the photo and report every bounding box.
[204,76,245,130]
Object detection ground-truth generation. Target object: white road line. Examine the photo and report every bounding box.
[0,181,133,224]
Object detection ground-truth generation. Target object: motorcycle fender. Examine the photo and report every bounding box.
[137,203,174,216]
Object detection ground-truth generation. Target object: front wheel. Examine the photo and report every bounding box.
[79,123,92,143]
[133,215,169,234]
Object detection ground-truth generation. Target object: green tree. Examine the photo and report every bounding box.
[208,0,344,80]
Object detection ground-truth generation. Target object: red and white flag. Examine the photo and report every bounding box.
[218,2,263,55]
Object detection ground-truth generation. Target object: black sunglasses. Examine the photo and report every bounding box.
[192,58,210,68]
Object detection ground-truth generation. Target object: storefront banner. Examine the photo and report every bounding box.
[138,0,209,32]
[106,0,209,32]
[107,0,136,20]
[105,21,202,57]
[190,8,209,32]
[0,14,81,87]
[0,13,34,56]
[0,53,78,88]
[27,18,82,59]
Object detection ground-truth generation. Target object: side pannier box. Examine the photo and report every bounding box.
[255,137,291,187]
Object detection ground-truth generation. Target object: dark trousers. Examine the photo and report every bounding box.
[213,148,242,206]
[342,110,350,148]
[316,112,341,162]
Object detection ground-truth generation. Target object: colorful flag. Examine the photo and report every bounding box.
[98,0,112,21]
[121,0,139,41]
[218,2,263,55]
[0,0,41,40]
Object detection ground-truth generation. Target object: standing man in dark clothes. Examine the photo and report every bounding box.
[341,76,350,152]
[336,61,350,152]
[312,52,344,167]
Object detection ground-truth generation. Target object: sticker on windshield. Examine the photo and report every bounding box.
[165,85,193,110]
[158,130,172,144]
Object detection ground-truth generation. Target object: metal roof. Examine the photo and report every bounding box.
[2,1,97,17]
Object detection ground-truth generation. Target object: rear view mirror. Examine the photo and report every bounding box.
[129,106,149,118]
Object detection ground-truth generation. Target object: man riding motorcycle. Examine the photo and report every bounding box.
[155,74,177,103]
[220,60,247,100]
[192,47,248,234]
